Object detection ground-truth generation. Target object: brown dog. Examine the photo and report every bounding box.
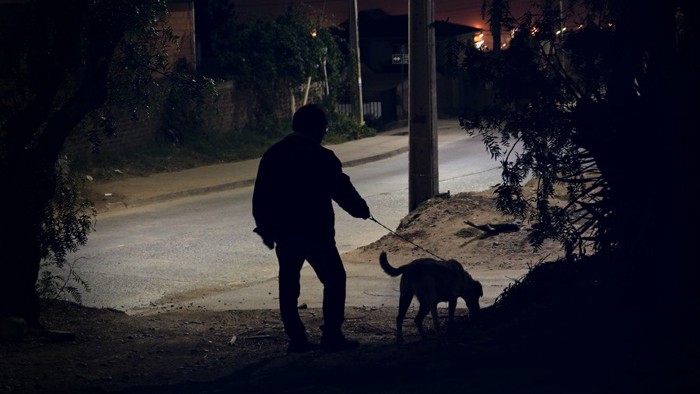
[379,251,482,343]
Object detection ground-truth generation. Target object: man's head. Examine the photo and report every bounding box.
[292,104,328,143]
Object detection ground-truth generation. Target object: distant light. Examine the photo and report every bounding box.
[474,32,485,50]
[311,29,317,38]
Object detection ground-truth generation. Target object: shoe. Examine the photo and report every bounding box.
[320,335,360,352]
[287,340,320,354]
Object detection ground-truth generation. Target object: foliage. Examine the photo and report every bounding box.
[325,109,376,143]
[159,62,218,147]
[199,1,346,112]
[460,0,696,257]
[36,257,91,304]
[0,0,213,322]
[39,158,96,264]
[86,22,217,153]
[34,157,95,303]
[70,112,374,182]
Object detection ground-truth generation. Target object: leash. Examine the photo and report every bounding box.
[368,216,448,261]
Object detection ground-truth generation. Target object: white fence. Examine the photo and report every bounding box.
[337,101,382,120]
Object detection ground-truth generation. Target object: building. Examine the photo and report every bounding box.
[166,0,197,73]
[339,9,481,124]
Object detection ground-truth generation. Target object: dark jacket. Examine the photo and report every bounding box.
[252,133,370,243]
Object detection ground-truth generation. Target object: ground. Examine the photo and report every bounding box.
[0,186,692,393]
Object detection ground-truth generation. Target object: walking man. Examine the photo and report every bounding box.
[252,104,371,353]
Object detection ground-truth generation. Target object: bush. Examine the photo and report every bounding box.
[325,110,376,144]
[36,157,96,303]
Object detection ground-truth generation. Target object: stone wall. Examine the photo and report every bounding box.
[62,81,292,158]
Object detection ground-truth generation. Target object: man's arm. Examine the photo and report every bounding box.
[252,155,277,249]
[327,153,370,219]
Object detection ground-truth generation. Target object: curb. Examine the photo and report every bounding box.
[341,146,409,168]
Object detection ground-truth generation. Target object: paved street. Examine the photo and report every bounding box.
[67,121,523,313]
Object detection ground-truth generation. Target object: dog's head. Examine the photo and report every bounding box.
[463,278,483,318]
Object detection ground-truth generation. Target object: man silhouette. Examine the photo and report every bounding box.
[252,104,371,353]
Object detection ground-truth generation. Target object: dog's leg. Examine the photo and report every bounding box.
[396,287,413,344]
[446,299,457,334]
[414,303,432,340]
[430,305,440,333]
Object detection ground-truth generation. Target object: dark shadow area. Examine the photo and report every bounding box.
[117,253,699,394]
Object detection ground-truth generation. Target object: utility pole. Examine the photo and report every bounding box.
[408,0,439,211]
[349,0,363,124]
[490,0,503,52]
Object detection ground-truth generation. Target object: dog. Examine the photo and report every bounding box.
[379,251,483,343]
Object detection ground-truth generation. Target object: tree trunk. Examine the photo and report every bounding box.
[0,57,110,326]
[0,153,55,327]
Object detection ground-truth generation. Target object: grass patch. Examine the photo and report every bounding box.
[70,127,288,182]
[70,115,376,183]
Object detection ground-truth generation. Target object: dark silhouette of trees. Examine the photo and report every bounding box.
[0,0,210,326]
[463,0,698,259]
[197,1,346,118]
[462,0,698,365]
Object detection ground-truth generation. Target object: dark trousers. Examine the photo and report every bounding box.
[275,239,346,342]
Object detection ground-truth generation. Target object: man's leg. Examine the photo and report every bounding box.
[306,243,345,332]
[306,243,358,351]
[275,241,312,349]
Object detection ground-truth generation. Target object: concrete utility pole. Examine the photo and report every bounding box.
[408,0,439,211]
[349,0,364,124]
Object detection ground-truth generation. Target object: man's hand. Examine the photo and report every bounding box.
[360,206,371,220]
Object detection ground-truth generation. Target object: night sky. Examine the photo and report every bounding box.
[233,0,532,32]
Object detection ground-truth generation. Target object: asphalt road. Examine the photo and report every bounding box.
[67,132,505,312]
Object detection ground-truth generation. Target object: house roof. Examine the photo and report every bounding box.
[346,9,480,40]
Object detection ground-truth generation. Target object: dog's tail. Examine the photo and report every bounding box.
[379,251,403,277]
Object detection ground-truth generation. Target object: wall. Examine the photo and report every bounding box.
[167,0,196,71]
[63,109,163,157]
[200,81,292,135]
[62,81,292,158]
